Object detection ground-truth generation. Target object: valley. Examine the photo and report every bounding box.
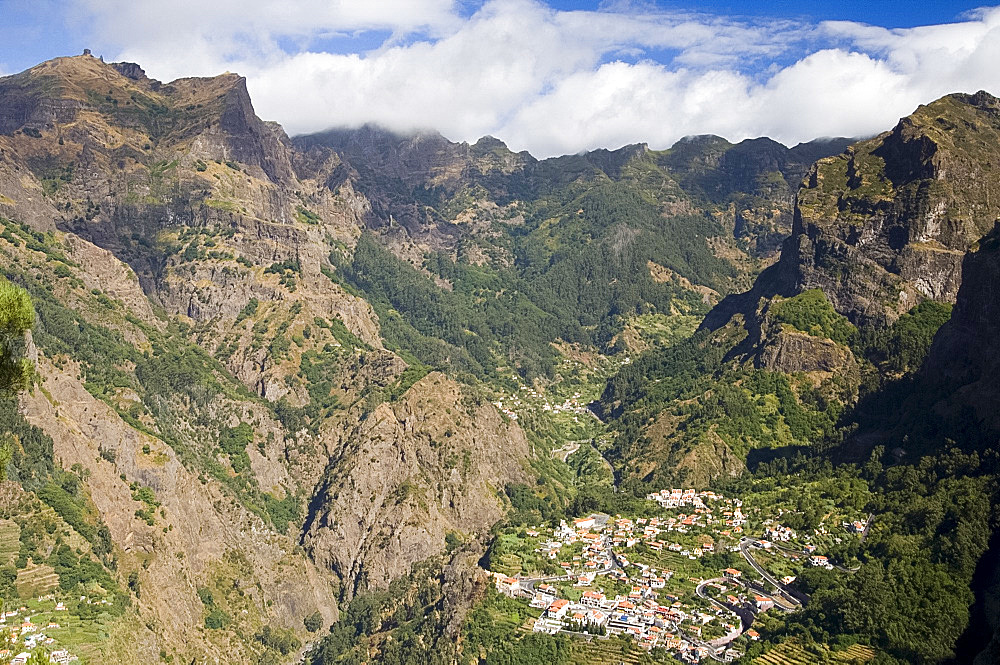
[0,51,998,665]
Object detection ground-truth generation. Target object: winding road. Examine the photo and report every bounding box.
[695,578,755,639]
[738,538,809,608]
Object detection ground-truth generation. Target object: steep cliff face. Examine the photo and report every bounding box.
[603,93,1000,489]
[0,55,538,663]
[702,90,1000,366]
[920,222,1000,429]
[302,373,529,596]
[22,354,340,663]
[778,91,1000,326]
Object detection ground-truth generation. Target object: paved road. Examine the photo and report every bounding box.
[859,513,874,544]
[769,539,859,574]
[739,539,808,607]
[550,441,583,462]
[696,578,755,638]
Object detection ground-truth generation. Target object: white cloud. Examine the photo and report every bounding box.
[73,0,1000,157]
[77,0,463,78]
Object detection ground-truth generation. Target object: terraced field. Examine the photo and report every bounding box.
[0,518,19,565]
[569,636,660,665]
[754,640,875,665]
[15,561,59,597]
[516,620,658,665]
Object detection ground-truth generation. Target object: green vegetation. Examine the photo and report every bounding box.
[858,300,953,374]
[198,586,231,629]
[254,624,301,655]
[261,492,301,534]
[599,325,849,487]
[130,482,160,525]
[734,447,998,665]
[1,236,298,534]
[771,290,856,345]
[333,181,729,381]
[306,559,578,665]
[219,423,253,474]
[296,205,322,225]
[0,276,35,392]
[593,281,989,664]
[304,611,324,633]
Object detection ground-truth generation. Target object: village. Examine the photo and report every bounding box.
[488,487,868,663]
[0,594,94,664]
[493,387,597,422]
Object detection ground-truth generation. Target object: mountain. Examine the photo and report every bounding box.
[6,50,997,665]
[0,53,853,662]
[600,91,1000,488]
[0,54,533,663]
[596,90,1000,664]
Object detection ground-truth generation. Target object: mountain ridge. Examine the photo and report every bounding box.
[3,51,999,664]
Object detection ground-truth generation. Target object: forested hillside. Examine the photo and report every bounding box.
[2,51,1000,665]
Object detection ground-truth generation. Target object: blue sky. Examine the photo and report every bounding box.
[1,1,998,156]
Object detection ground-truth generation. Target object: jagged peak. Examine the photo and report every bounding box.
[929,89,1000,113]
[472,135,509,151]
[293,123,457,157]
[111,62,147,81]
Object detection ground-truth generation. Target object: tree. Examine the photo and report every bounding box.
[0,277,34,393]
[304,611,324,633]
[27,649,49,665]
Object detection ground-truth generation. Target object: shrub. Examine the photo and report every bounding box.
[304,611,323,633]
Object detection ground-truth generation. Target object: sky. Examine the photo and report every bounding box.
[1,1,999,157]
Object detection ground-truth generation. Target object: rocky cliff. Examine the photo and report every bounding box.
[778,91,1000,326]
[602,91,1000,490]
[0,54,537,662]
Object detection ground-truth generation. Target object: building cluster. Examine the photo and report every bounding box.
[496,567,738,661]
[0,600,79,664]
[763,524,796,542]
[843,518,868,534]
[490,491,753,661]
[493,385,597,422]
[486,484,866,662]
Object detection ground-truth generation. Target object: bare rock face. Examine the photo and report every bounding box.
[302,372,529,597]
[704,90,1000,355]
[779,91,1000,327]
[922,222,1000,429]
[746,295,858,376]
[0,158,59,231]
[217,77,295,184]
[111,62,147,81]
[20,356,340,662]
[755,328,854,374]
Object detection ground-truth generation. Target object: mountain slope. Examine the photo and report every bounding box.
[0,52,880,664]
[0,55,536,662]
[593,91,1000,664]
[600,91,1000,489]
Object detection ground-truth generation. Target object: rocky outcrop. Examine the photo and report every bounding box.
[755,328,854,374]
[216,77,295,184]
[111,62,147,81]
[302,372,529,596]
[704,91,1000,340]
[778,91,1000,327]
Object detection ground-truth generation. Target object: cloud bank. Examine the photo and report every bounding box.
[74,0,1000,157]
